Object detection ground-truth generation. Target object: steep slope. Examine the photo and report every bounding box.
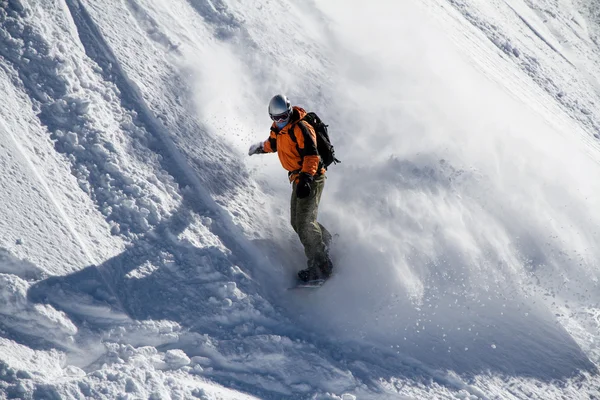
[1,0,600,399]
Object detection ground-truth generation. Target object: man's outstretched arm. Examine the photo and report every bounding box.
[249,131,277,156]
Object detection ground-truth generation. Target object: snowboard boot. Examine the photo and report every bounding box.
[318,259,333,279]
[298,267,320,283]
[298,259,333,282]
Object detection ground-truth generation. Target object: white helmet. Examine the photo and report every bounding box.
[268,94,292,126]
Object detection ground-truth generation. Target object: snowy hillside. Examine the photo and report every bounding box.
[1,0,600,399]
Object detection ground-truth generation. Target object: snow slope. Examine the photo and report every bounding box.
[1,0,600,399]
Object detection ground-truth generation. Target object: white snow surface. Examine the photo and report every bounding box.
[1,0,600,399]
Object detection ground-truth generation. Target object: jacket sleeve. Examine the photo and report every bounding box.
[263,130,277,153]
[297,121,320,176]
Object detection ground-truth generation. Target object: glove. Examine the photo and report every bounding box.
[296,172,313,199]
[248,141,265,156]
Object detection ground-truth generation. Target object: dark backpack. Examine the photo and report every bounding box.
[300,112,341,169]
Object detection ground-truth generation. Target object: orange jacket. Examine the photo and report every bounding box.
[263,106,325,182]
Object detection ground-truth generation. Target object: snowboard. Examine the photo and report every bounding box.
[287,279,326,290]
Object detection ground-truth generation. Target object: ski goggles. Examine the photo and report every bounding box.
[270,111,290,123]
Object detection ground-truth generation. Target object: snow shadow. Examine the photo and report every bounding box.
[27,204,259,335]
[0,248,78,353]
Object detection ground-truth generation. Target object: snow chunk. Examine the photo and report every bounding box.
[217,282,247,300]
[125,261,159,279]
[164,349,191,369]
[0,249,45,281]
[63,365,85,378]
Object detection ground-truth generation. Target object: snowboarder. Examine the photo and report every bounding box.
[249,94,333,282]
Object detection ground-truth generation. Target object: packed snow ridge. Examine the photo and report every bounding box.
[1,0,600,399]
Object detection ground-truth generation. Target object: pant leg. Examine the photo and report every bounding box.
[291,175,329,267]
[319,223,332,249]
[290,186,298,234]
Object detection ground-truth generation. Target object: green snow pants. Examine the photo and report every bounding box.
[291,174,332,268]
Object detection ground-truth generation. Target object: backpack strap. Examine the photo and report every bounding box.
[296,119,324,172]
[296,120,319,157]
[287,123,298,144]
